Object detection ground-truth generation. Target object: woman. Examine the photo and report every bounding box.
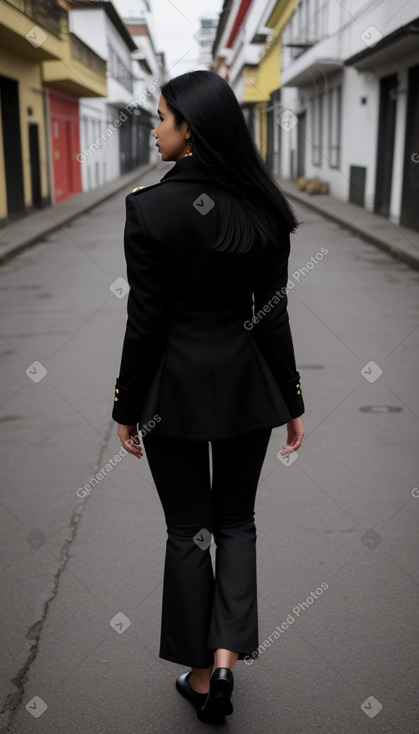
[112,70,305,724]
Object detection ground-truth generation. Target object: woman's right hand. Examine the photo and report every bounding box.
[280,417,304,456]
[117,423,143,459]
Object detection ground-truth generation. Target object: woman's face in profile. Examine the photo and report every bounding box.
[151,94,191,162]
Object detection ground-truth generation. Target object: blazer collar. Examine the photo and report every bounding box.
[159,155,211,184]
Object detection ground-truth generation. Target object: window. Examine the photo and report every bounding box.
[328,85,341,168]
[288,0,317,60]
[311,92,323,166]
[320,0,329,39]
[301,0,310,44]
[313,0,320,43]
[107,41,133,93]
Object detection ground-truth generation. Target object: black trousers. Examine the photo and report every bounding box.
[142,428,272,668]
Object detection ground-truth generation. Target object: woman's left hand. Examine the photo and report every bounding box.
[280,416,304,456]
[117,424,143,459]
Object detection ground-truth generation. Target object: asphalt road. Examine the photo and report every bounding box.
[1,167,418,733]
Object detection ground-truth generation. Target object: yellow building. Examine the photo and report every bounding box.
[0,0,107,222]
[243,0,297,160]
[212,0,297,163]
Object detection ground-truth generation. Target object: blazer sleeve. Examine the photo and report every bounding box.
[112,193,168,425]
[251,232,305,419]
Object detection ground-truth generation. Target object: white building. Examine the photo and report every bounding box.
[279,0,419,231]
[115,0,167,162]
[68,0,163,191]
[195,13,220,70]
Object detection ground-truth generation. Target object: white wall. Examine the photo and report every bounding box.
[278,0,419,223]
[69,10,107,58]
[70,5,139,190]
[78,98,120,190]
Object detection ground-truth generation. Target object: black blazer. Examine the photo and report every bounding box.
[112,154,304,440]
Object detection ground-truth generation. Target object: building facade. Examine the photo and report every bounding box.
[0,0,166,221]
[195,13,219,70]
[212,0,419,233]
[68,0,162,191]
[120,0,167,168]
[212,0,276,155]
[276,0,419,231]
[0,0,107,220]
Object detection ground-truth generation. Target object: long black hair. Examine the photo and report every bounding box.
[160,70,300,255]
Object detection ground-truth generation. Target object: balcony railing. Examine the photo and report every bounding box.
[70,33,107,77]
[4,0,65,38]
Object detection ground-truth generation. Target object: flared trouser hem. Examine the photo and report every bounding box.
[142,428,271,669]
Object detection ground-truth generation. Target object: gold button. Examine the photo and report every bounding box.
[296,383,300,387]
[297,390,301,395]
[114,397,118,401]
[116,388,119,393]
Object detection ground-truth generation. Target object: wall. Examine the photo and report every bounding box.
[0,50,49,220]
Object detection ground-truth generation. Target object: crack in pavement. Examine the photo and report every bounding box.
[0,417,116,733]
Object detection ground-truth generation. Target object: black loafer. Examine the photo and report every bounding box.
[197,667,234,724]
[176,671,209,710]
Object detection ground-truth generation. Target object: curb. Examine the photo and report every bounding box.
[3,166,418,273]
[0,162,158,266]
[278,185,419,273]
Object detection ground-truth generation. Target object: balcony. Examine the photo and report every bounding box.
[42,31,107,97]
[0,0,64,60]
[0,0,107,97]
[3,0,65,36]
[281,33,343,88]
[70,33,107,78]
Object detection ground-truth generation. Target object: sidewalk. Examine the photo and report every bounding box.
[276,176,419,272]
[0,162,157,265]
[1,164,419,272]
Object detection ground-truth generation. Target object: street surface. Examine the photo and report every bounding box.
[1,164,418,733]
